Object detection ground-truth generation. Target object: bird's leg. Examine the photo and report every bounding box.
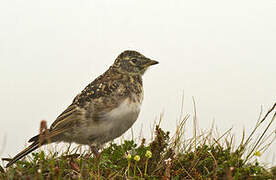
[89,145,101,159]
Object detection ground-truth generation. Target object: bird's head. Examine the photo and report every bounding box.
[113,50,158,75]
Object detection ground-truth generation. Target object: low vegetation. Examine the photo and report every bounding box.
[1,103,276,179]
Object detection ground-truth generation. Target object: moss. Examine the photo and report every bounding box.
[1,124,275,179]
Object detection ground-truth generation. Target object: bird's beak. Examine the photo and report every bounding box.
[147,59,159,66]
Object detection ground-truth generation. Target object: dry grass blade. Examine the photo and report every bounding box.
[244,104,276,163]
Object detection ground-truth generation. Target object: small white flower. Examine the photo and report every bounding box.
[165,158,172,164]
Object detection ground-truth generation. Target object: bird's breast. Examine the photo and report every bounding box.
[106,95,142,121]
[79,93,143,145]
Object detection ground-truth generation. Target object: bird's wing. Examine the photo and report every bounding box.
[49,74,127,131]
[49,103,84,130]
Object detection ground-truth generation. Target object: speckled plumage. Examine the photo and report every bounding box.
[6,50,158,167]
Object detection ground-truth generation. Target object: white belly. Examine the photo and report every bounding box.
[82,97,142,145]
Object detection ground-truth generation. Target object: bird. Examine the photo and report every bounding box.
[5,50,158,167]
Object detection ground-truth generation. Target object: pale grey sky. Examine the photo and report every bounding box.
[0,0,275,166]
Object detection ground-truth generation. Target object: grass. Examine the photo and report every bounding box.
[1,102,276,179]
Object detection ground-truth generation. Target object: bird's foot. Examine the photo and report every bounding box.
[89,145,101,159]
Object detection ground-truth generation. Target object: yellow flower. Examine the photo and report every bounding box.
[134,155,140,162]
[145,150,152,158]
[126,153,132,160]
[254,151,261,157]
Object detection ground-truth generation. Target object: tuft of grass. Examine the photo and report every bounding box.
[1,103,276,179]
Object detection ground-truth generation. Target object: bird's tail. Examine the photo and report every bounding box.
[5,139,41,167]
[5,128,66,167]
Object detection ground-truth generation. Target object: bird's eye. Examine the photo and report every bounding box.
[131,59,137,63]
